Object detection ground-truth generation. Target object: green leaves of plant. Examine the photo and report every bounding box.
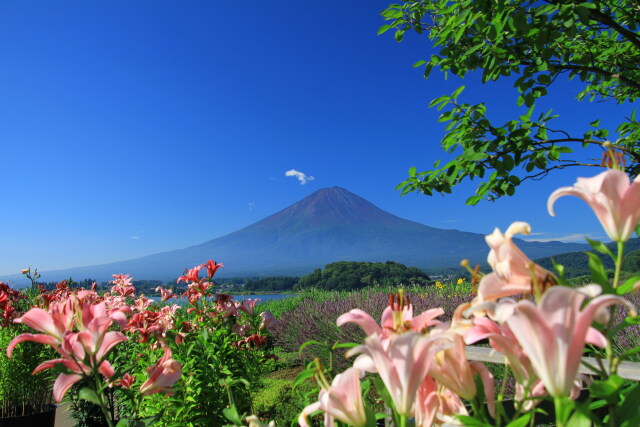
[383,0,640,202]
[78,387,101,406]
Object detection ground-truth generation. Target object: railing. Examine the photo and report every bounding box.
[465,346,640,381]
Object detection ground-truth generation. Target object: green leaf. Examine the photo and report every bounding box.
[222,406,243,426]
[298,340,326,356]
[452,85,466,99]
[566,408,592,427]
[585,236,615,261]
[412,60,426,68]
[586,252,613,292]
[455,415,494,427]
[505,413,532,427]
[619,383,640,426]
[377,24,392,35]
[331,342,359,350]
[589,374,624,400]
[617,275,640,295]
[292,368,316,390]
[78,387,102,406]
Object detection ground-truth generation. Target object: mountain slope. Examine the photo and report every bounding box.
[3,187,588,283]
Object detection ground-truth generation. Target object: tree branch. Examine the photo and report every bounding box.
[588,8,640,52]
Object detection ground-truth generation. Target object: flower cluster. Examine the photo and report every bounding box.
[300,169,640,427]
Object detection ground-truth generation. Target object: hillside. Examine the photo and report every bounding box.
[2,187,588,284]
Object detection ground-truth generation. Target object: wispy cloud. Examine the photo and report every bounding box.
[523,233,607,243]
[285,169,314,185]
[129,236,140,240]
[248,202,256,211]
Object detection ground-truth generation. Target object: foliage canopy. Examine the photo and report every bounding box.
[295,260,431,291]
[381,0,640,204]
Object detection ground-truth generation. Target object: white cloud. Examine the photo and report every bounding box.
[129,236,140,240]
[248,202,256,211]
[523,233,607,243]
[285,169,314,185]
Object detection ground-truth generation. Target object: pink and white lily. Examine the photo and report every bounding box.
[337,293,443,349]
[346,332,452,417]
[298,367,367,427]
[494,284,636,397]
[548,169,640,242]
[475,222,555,303]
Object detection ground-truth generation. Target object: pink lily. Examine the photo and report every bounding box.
[476,222,555,303]
[140,347,182,395]
[415,376,468,427]
[346,331,452,417]
[548,169,640,242]
[155,286,177,302]
[465,316,533,388]
[428,332,495,415]
[337,293,443,349]
[7,298,76,356]
[238,298,259,315]
[177,266,203,284]
[259,311,281,331]
[298,367,367,427]
[201,260,224,279]
[494,284,635,397]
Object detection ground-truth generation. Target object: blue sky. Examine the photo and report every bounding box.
[0,1,632,275]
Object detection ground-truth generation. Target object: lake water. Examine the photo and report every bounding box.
[173,293,296,306]
[233,294,296,302]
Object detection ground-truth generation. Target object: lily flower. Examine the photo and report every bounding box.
[337,291,443,349]
[177,265,203,284]
[494,284,636,397]
[238,298,259,315]
[140,347,182,395]
[298,367,367,427]
[428,332,495,416]
[7,298,76,356]
[548,169,640,242]
[201,260,224,279]
[347,331,452,417]
[475,222,555,303]
[415,376,468,427]
[155,286,177,302]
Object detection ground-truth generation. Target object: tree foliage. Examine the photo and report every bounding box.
[381,0,640,204]
[295,260,431,291]
[243,276,298,292]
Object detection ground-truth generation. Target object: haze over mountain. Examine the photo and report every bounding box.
[4,187,588,284]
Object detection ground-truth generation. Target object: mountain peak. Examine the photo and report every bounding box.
[275,186,401,227]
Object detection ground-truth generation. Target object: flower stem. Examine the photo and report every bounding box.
[613,241,624,289]
[554,397,566,427]
[92,372,115,427]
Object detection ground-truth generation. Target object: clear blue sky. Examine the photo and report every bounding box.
[0,1,632,275]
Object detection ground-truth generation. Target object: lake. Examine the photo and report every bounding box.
[233,294,296,302]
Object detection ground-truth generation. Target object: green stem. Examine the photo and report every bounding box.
[92,374,115,427]
[554,397,566,427]
[397,414,407,427]
[613,241,624,289]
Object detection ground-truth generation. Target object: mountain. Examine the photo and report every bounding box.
[3,187,588,284]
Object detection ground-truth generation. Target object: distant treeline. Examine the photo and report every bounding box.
[294,261,432,291]
[244,276,298,292]
[30,261,435,294]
